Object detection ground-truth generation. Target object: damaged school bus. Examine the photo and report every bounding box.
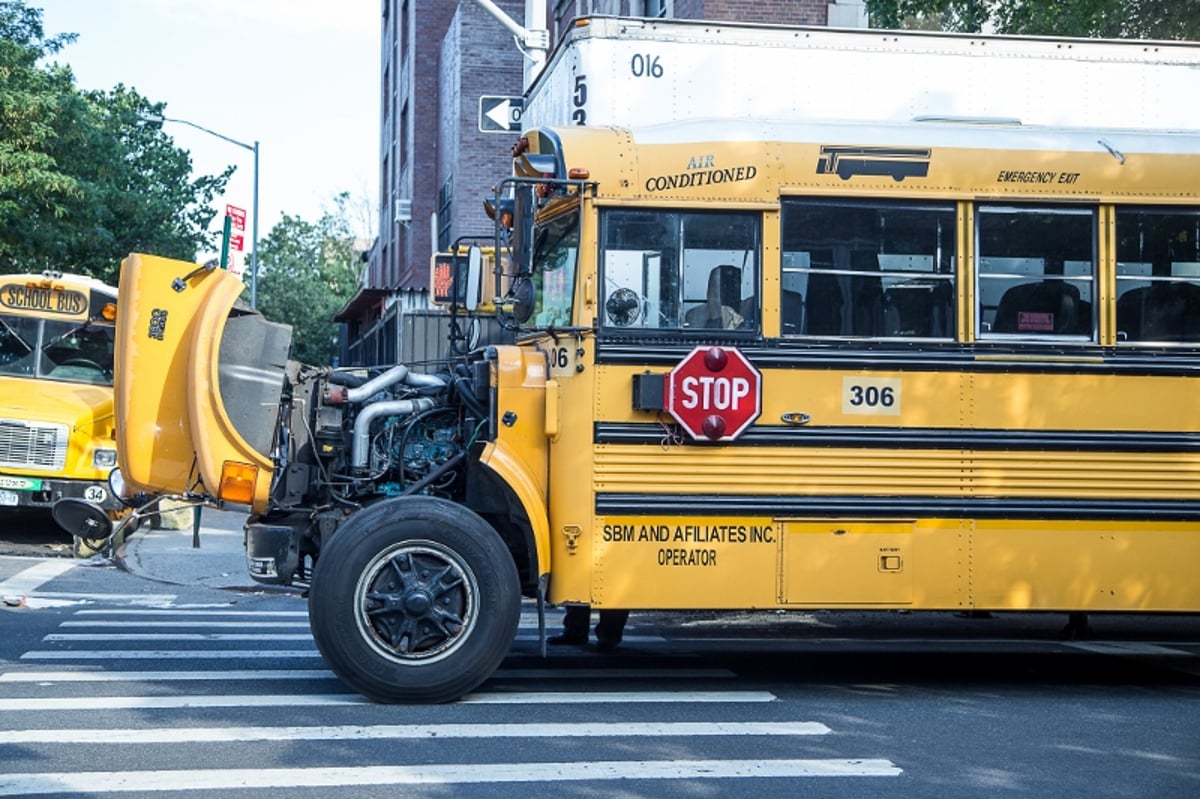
[97,116,1200,702]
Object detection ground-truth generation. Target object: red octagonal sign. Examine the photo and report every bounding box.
[666,346,762,441]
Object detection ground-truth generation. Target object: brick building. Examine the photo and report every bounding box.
[336,0,867,367]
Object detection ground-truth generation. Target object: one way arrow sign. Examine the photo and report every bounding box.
[478,95,524,133]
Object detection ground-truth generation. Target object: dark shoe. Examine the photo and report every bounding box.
[594,636,621,652]
[548,633,587,646]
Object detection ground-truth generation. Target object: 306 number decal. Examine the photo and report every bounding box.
[842,376,901,416]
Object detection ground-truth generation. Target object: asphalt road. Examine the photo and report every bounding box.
[0,556,1197,798]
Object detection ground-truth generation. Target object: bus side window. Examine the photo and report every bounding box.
[1115,208,1200,344]
[780,198,955,340]
[600,208,760,332]
[976,205,1096,341]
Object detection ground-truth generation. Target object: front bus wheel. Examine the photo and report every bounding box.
[308,496,521,703]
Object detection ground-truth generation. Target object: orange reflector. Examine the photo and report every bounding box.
[100,302,117,321]
[219,461,258,505]
[568,167,590,180]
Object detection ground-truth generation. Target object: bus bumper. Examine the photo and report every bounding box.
[0,475,123,513]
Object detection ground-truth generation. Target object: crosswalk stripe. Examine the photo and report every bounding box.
[42,633,315,641]
[72,608,308,617]
[0,561,77,595]
[0,720,830,744]
[0,758,902,794]
[59,620,312,628]
[22,649,322,660]
[0,690,775,710]
[1065,642,1195,657]
[460,690,776,704]
[0,669,336,682]
[0,666,733,682]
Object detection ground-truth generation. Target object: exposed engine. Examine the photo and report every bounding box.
[245,356,492,586]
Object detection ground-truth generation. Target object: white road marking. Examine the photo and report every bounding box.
[72,608,307,616]
[0,669,337,682]
[457,690,776,704]
[59,620,311,628]
[1065,642,1194,657]
[0,720,830,744]
[0,690,775,711]
[42,632,314,641]
[22,649,322,660]
[1,666,732,682]
[0,759,901,794]
[0,560,76,595]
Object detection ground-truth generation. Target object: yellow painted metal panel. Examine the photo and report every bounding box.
[114,254,218,494]
[781,520,914,604]
[186,274,274,513]
[971,521,1200,611]
[589,515,781,608]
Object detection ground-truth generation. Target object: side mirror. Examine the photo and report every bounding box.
[509,276,536,324]
[465,247,482,312]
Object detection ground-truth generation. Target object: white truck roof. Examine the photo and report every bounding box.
[522,15,1200,132]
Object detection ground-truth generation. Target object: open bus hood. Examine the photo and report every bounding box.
[114,254,292,513]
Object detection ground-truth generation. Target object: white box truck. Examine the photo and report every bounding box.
[522,15,1200,131]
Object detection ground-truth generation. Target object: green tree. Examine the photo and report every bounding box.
[865,0,1200,38]
[255,194,364,365]
[0,0,232,284]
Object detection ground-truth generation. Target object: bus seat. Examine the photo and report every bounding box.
[780,289,804,334]
[805,274,844,334]
[992,280,1081,335]
[882,281,951,337]
[1116,287,1147,340]
[1143,282,1200,341]
[685,265,742,329]
[851,276,884,336]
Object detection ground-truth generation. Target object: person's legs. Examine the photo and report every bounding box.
[594,609,630,651]
[548,604,590,645]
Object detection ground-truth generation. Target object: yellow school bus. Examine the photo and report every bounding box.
[109,117,1200,702]
[0,271,123,550]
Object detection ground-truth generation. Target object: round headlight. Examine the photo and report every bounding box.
[108,467,128,501]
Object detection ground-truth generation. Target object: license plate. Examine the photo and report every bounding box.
[0,490,18,507]
[0,476,40,490]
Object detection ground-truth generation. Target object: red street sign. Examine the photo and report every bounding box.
[225,205,247,232]
[666,346,762,441]
[229,234,245,252]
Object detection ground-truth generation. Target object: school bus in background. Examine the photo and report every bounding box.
[101,115,1200,703]
[0,271,123,552]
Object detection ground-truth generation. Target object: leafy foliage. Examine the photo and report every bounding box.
[0,1,231,284]
[865,0,1200,38]
[254,193,364,365]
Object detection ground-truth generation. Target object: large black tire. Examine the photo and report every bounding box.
[308,496,521,703]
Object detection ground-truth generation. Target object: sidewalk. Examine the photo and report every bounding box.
[115,506,258,590]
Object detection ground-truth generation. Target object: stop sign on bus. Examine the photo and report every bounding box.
[666,346,762,441]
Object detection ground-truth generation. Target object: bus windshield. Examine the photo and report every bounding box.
[0,314,116,385]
